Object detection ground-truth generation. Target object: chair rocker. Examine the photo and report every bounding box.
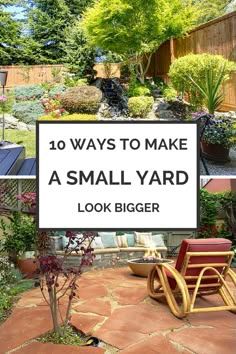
[147,238,236,318]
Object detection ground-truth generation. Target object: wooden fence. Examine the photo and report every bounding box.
[0,65,65,89]
[0,63,121,89]
[148,11,236,111]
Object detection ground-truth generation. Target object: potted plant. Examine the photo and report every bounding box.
[0,212,37,278]
[201,117,236,162]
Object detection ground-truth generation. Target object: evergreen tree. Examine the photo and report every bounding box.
[0,1,23,64]
[24,0,94,64]
[63,22,96,78]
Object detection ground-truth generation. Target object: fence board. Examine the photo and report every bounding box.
[0,65,65,89]
[148,11,236,111]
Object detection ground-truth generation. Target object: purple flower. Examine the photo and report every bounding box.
[0,95,7,103]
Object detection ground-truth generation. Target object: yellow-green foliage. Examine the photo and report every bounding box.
[169,53,236,108]
[39,114,97,121]
[128,96,154,118]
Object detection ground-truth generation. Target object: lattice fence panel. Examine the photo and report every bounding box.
[0,179,36,212]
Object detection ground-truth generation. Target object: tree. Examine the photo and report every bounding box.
[0,1,23,64]
[82,0,199,83]
[194,0,235,24]
[63,23,96,79]
[23,0,94,64]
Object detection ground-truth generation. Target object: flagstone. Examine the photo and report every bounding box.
[74,299,111,317]
[112,286,147,305]
[14,342,105,353]
[71,313,105,335]
[120,334,189,353]
[79,284,108,300]
[0,307,52,354]
[168,327,236,354]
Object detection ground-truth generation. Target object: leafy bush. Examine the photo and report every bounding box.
[48,85,66,98]
[39,113,97,121]
[169,54,235,109]
[163,86,177,101]
[63,74,88,88]
[128,81,151,97]
[1,212,36,257]
[128,96,154,117]
[60,86,102,113]
[12,100,44,124]
[0,257,21,287]
[14,85,45,101]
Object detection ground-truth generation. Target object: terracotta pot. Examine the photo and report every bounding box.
[201,141,230,162]
[17,258,37,279]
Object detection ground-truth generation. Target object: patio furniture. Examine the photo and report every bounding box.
[194,113,212,175]
[0,143,36,176]
[147,238,236,318]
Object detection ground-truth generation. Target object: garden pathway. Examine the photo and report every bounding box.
[0,267,235,353]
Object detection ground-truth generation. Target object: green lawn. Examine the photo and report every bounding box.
[0,129,36,157]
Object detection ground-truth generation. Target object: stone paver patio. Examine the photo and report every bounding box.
[0,267,236,353]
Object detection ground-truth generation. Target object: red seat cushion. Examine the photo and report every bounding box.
[166,238,232,290]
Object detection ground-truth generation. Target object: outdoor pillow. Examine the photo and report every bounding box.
[91,236,104,249]
[135,232,152,247]
[150,234,165,247]
[124,233,135,247]
[62,233,83,249]
[116,235,128,248]
[98,232,118,248]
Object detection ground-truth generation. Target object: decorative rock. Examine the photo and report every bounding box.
[215,110,236,120]
[17,121,29,131]
[0,114,36,131]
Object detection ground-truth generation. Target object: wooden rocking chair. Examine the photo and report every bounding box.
[147,238,236,318]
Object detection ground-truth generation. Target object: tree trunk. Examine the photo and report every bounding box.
[49,288,62,334]
[136,52,153,84]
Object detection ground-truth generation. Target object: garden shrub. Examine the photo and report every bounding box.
[128,81,151,97]
[14,85,45,101]
[60,85,102,113]
[39,113,97,121]
[48,85,66,98]
[169,54,235,109]
[163,86,177,101]
[128,96,154,117]
[12,100,44,124]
